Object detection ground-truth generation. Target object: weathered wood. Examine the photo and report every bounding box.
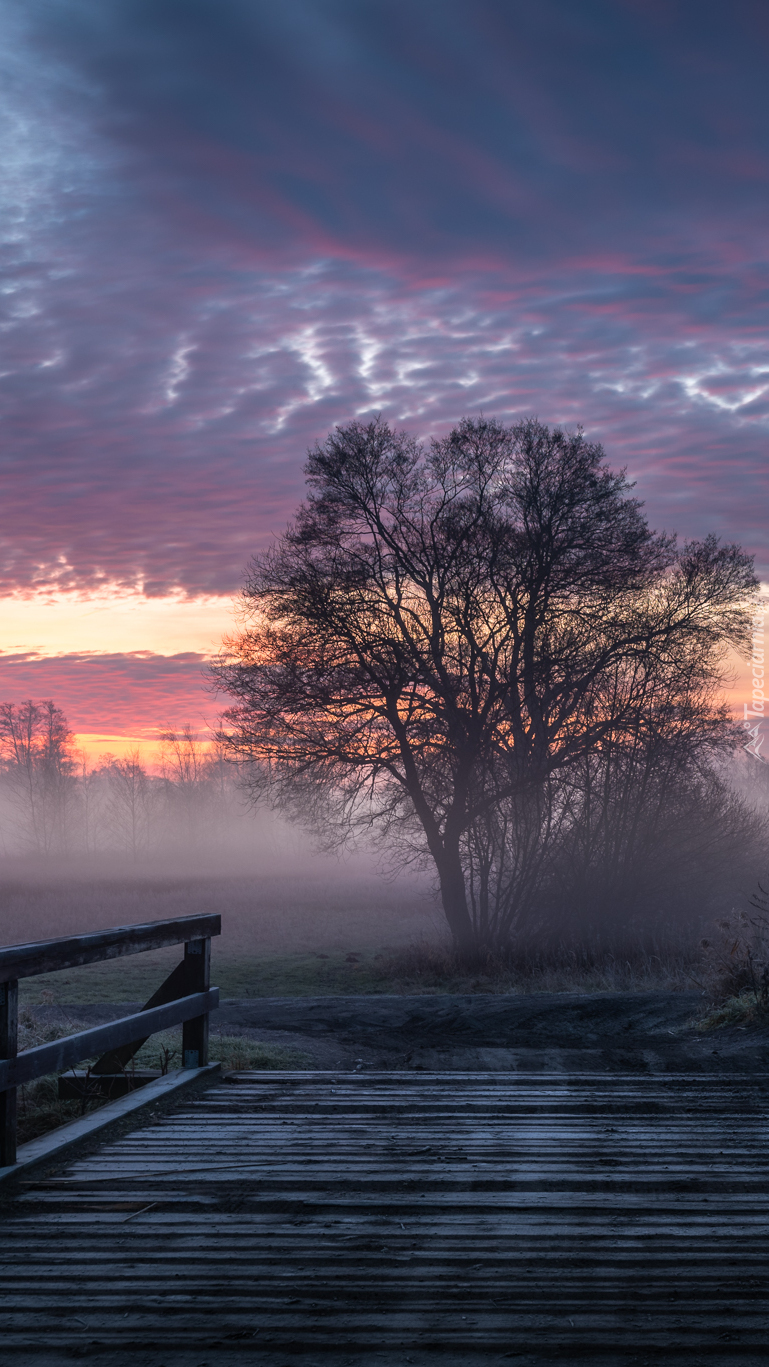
[4,1072,769,1360]
[181,937,210,1068]
[0,989,219,1091]
[0,978,18,1167]
[58,1071,163,1099]
[0,913,221,983]
[0,1065,221,1188]
[91,958,190,1074]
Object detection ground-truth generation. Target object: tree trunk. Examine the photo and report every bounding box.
[434,843,476,957]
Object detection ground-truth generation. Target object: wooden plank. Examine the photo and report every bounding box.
[4,1071,769,1359]
[0,913,221,983]
[0,1064,221,1189]
[58,1071,163,1099]
[0,989,219,1090]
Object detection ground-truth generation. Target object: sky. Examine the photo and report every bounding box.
[1,0,768,759]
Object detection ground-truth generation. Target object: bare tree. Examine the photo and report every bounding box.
[457,655,754,948]
[215,417,757,954]
[159,726,235,846]
[0,700,75,853]
[105,750,151,860]
[160,725,207,789]
[73,749,100,855]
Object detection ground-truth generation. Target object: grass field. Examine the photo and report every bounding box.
[3,860,436,1001]
[18,940,701,1005]
[5,860,703,1005]
[0,858,437,949]
[0,861,739,1150]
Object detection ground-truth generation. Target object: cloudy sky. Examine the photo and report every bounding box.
[1,0,767,754]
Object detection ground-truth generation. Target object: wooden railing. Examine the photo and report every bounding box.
[0,913,221,1168]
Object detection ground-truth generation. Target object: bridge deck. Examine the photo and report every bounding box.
[3,1071,769,1364]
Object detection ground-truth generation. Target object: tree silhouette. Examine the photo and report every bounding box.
[215,417,756,953]
[0,699,75,853]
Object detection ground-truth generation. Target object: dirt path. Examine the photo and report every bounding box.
[215,992,769,1072]
[36,992,769,1073]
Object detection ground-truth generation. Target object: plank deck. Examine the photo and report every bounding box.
[3,1070,769,1364]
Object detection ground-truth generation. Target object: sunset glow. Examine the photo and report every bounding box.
[0,590,233,758]
[0,591,233,659]
[1,3,767,751]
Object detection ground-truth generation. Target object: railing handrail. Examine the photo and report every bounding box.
[0,913,221,983]
[0,914,221,1168]
[0,989,219,1093]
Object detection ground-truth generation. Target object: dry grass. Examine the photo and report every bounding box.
[19,938,704,1006]
[371,938,701,995]
[695,992,769,1031]
[691,906,769,1031]
[698,907,769,1001]
[16,1006,95,1146]
[131,1029,308,1073]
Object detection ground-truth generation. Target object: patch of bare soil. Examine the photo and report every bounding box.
[35,992,769,1073]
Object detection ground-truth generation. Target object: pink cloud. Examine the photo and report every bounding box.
[0,652,215,735]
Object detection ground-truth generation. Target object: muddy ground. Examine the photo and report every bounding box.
[36,992,769,1072]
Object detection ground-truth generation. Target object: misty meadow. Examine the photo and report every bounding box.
[2,419,768,1004]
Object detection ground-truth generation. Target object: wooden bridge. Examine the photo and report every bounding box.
[3,1068,769,1364]
[2,917,769,1363]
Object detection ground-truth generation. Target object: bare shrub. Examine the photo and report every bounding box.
[699,901,769,1007]
[376,936,698,995]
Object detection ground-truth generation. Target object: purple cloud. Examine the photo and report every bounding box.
[0,0,767,617]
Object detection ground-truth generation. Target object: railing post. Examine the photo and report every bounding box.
[182,938,210,1069]
[1,979,18,1167]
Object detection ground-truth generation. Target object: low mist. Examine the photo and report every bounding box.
[1,703,768,981]
[0,711,437,955]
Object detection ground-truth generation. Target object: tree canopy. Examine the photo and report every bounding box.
[215,417,757,952]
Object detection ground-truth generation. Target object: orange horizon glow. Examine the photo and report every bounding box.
[0,588,235,657]
[70,733,223,771]
[0,587,765,762]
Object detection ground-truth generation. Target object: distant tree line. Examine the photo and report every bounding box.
[215,416,767,957]
[0,703,241,858]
